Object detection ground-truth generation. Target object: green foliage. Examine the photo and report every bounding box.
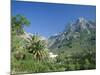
[11,14,30,35]
[27,35,49,61]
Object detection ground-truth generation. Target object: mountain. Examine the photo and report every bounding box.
[48,17,96,54]
[18,17,96,55]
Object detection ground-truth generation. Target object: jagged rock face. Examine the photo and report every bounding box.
[48,18,96,53]
[20,32,48,43]
[20,32,33,42]
[64,17,95,33]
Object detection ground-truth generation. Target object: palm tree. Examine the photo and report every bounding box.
[27,35,48,61]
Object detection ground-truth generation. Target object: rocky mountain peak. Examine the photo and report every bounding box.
[48,18,96,52]
[78,17,86,23]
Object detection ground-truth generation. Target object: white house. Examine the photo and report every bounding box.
[49,52,58,58]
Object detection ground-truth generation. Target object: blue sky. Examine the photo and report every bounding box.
[12,1,96,38]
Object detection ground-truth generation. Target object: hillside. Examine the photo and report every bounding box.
[48,17,96,54]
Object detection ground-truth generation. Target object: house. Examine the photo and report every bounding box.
[49,52,58,58]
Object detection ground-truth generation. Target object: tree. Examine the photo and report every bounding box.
[11,14,30,60]
[27,35,49,61]
[11,14,30,35]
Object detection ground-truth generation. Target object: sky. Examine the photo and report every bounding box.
[12,1,96,38]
